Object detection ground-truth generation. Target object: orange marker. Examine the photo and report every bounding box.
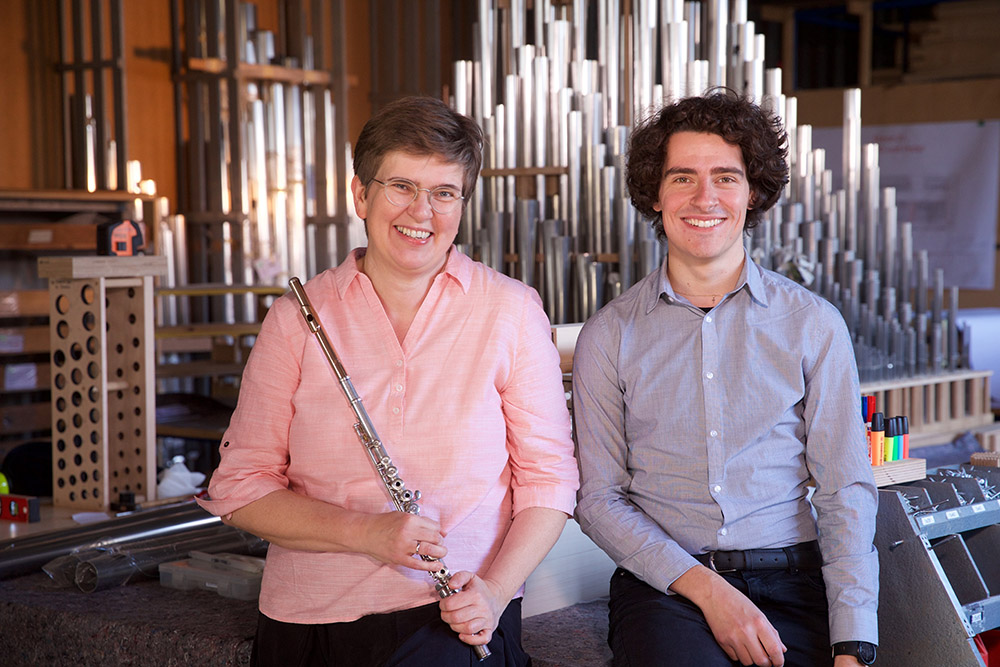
[870,413,885,466]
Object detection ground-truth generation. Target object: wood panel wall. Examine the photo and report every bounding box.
[0,0,371,207]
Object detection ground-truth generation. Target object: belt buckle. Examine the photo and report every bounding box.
[708,552,737,574]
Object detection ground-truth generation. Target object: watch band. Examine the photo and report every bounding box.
[832,641,877,665]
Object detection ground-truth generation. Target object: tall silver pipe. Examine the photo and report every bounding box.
[899,222,913,322]
[567,109,583,244]
[861,142,880,273]
[516,200,539,287]
[706,0,728,87]
[843,89,862,254]
[285,72,307,282]
[477,0,493,123]
[881,187,897,299]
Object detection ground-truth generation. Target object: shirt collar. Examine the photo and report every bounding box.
[334,246,472,298]
[647,246,769,313]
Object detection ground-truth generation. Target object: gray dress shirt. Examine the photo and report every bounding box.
[573,249,879,644]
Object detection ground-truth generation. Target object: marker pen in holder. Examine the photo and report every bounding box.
[870,413,885,466]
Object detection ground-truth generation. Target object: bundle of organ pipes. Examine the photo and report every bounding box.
[450,0,971,382]
[0,500,230,581]
[42,523,266,593]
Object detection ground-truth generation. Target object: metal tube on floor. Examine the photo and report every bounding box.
[0,502,220,580]
[73,525,266,593]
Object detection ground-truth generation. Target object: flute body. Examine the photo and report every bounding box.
[288,277,491,661]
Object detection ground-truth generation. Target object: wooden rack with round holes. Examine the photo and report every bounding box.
[37,256,168,511]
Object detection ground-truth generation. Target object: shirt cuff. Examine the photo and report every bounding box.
[512,483,578,517]
[197,477,288,518]
[829,607,879,645]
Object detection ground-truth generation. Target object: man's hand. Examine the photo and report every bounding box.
[671,565,787,666]
[834,656,865,666]
[437,571,505,646]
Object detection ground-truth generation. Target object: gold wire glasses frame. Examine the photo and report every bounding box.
[370,178,465,215]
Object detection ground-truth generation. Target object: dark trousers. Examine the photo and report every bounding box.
[250,598,529,667]
[607,568,832,667]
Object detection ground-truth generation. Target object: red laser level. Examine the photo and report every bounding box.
[0,494,40,523]
[97,219,144,256]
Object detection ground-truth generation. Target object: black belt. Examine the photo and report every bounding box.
[693,541,822,573]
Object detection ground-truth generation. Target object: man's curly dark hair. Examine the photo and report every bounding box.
[625,88,788,240]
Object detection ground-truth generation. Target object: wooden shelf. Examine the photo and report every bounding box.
[156,322,262,340]
[0,223,98,252]
[187,57,332,86]
[155,361,246,379]
[0,290,48,318]
[156,283,286,297]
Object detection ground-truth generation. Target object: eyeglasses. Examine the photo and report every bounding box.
[370,178,465,215]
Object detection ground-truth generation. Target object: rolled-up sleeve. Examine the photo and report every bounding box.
[504,289,579,517]
[197,295,303,518]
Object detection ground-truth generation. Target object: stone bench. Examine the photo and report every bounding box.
[0,571,611,666]
[523,598,612,667]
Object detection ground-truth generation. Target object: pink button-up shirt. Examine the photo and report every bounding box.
[199,248,578,623]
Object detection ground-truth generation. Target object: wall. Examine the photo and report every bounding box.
[1,1,57,190]
[0,0,372,208]
[795,79,1000,308]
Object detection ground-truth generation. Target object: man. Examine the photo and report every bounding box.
[572,89,878,667]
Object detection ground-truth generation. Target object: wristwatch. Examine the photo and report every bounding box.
[832,641,877,664]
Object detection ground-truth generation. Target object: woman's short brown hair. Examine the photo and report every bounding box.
[626,88,788,239]
[353,96,484,198]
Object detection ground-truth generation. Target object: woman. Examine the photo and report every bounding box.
[198,96,579,666]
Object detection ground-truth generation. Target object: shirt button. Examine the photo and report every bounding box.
[394,384,403,392]
[705,315,713,323]
[719,528,728,536]
[392,407,400,415]
[705,371,714,379]
[395,359,403,367]
[713,484,722,493]
[710,430,718,438]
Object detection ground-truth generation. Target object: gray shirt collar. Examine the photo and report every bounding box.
[647,246,769,314]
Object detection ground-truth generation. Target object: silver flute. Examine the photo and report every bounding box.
[288,277,491,661]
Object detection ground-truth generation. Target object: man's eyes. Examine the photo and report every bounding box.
[667,176,740,185]
[433,189,460,200]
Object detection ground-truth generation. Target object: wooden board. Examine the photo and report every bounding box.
[872,458,927,488]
